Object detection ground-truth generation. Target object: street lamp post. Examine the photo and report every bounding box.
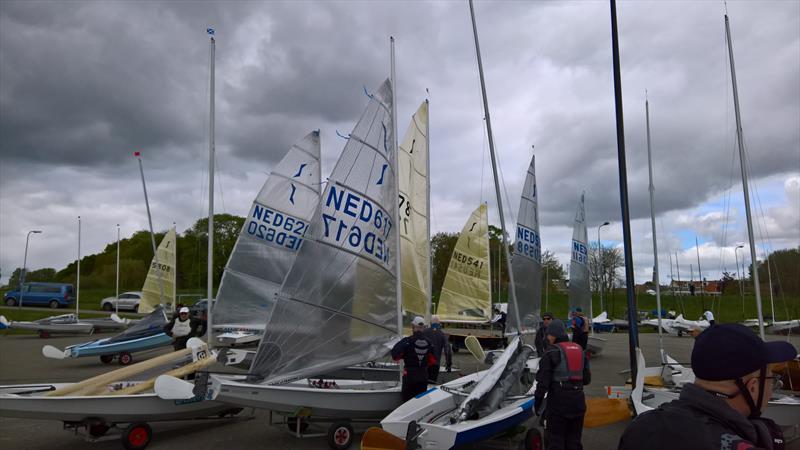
[734,244,745,319]
[597,221,610,313]
[19,230,43,308]
[116,224,121,315]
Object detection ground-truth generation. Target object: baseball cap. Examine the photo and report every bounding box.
[179,307,190,314]
[692,323,797,381]
[411,316,425,327]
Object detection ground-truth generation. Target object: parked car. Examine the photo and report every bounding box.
[4,282,75,308]
[189,298,216,318]
[100,291,143,312]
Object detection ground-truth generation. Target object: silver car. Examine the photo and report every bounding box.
[100,291,143,312]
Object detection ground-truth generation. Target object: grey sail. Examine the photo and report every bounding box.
[568,193,591,314]
[506,154,541,337]
[250,79,398,384]
[212,131,321,336]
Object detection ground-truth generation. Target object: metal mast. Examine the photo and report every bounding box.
[645,97,664,362]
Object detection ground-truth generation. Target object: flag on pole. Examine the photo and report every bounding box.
[207,28,215,35]
[134,151,141,157]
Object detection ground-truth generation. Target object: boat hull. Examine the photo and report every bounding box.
[209,375,402,419]
[0,383,232,423]
[9,322,94,334]
[68,333,171,358]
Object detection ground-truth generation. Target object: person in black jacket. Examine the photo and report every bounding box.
[618,324,795,450]
[533,319,591,450]
[423,315,452,382]
[391,316,437,401]
[569,308,589,350]
[534,312,554,356]
[163,306,201,350]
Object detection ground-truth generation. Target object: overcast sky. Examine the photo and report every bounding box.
[1,0,798,289]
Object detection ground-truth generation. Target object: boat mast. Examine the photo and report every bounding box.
[765,254,775,324]
[695,236,704,311]
[468,0,521,333]
[425,98,432,323]
[76,216,81,318]
[116,224,120,315]
[725,14,764,339]
[207,28,216,349]
[645,97,664,362]
[135,152,165,308]
[390,37,403,386]
[609,0,640,387]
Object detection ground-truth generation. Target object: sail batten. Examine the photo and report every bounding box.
[250,79,398,384]
[212,131,322,333]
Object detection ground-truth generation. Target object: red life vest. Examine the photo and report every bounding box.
[553,341,584,382]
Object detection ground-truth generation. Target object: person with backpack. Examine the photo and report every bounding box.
[533,319,591,450]
[569,308,589,350]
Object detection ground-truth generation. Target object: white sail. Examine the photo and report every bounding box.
[398,101,430,324]
[569,193,591,314]
[250,79,398,383]
[212,131,321,334]
[139,228,176,314]
[437,204,491,323]
[507,155,541,336]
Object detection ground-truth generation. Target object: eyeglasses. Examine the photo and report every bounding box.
[756,374,783,390]
[543,317,552,321]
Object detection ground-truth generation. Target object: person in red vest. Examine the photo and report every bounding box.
[533,319,591,450]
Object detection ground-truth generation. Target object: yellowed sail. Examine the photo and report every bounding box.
[399,101,430,324]
[437,204,491,322]
[139,228,176,313]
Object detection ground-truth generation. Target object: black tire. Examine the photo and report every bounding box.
[122,422,152,450]
[5,297,16,307]
[49,300,59,309]
[327,422,354,450]
[119,352,133,366]
[88,421,111,437]
[100,354,114,364]
[102,303,113,311]
[38,330,50,339]
[520,428,543,450]
[286,417,310,433]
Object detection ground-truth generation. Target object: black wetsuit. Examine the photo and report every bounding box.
[391,332,436,401]
[423,327,452,382]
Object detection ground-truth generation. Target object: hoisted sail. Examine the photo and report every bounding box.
[437,204,491,323]
[398,101,430,324]
[212,131,321,334]
[569,193,591,314]
[507,155,541,336]
[250,79,398,383]
[139,228,176,314]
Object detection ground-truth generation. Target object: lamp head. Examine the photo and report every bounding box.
[31,230,42,234]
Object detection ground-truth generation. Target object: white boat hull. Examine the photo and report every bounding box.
[0,383,232,423]
[7,321,94,335]
[207,374,402,419]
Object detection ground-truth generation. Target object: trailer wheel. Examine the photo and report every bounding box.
[286,416,310,433]
[122,422,152,450]
[119,352,133,366]
[100,354,114,364]
[327,422,354,450]
[519,428,543,450]
[38,330,50,339]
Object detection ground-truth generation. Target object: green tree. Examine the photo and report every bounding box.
[430,231,458,304]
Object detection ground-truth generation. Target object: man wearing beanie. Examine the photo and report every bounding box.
[533,319,591,450]
[619,324,796,449]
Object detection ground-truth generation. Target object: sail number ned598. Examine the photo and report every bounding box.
[516,225,541,262]
[322,184,393,267]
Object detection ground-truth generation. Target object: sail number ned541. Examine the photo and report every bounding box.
[322,184,393,267]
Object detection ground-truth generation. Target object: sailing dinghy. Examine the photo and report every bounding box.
[569,194,606,355]
[43,229,177,365]
[212,131,321,347]
[157,79,407,449]
[0,313,94,337]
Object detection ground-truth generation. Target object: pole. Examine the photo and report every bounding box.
[695,236,704,311]
[597,222,610,314]
[425,98,432,323]
[135,153,164,309]
[765,253,775,323]
[545,264,549,313]
[207,29,216,350]
[675,251,684,314]
[609,0,639,387]
[468,0,521,334]
[116,224,120,315]
[19,230,42,308]
[390,36,403,384]
[725,14,764,339]
[76,216,81,318]
[645,97,664,361]
[735,245,745,319]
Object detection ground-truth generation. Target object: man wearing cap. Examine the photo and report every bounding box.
[391,316,437,401]
[533,319,591,450]
[535,312,554,356]
[423,315,452,383]
[619,324,796,450]
[163,306,202,350]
